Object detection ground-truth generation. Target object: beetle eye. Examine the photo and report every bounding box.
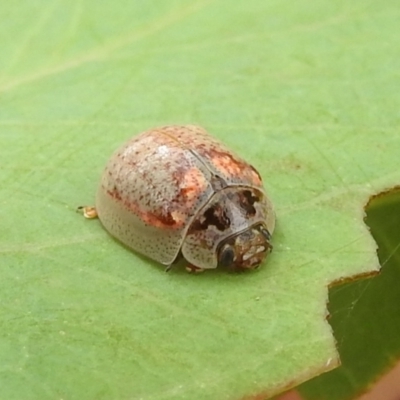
[259,226,271,241]
[218,245,235,267]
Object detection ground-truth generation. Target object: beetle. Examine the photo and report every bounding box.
[82,125,275,272]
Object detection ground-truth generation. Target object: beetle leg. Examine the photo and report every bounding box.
[165,264,172,272]
[165,252,183,272]
[77,206,98,219]
[185,264,205,273]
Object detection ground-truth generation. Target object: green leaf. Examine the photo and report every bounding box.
[0,1,398,399]
[298,190,400,400]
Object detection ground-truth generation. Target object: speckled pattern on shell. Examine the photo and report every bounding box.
[96,125,275,269]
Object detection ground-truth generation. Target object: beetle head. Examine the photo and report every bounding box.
[218,224,272,271]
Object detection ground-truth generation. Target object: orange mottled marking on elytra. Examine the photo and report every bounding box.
[250,169,262,185]
[137,210,184,229]
[210,154,262,186]
[179,167,208,204]
[105,167,209,230]
[211,155,242,177]
[170,210,187,225]
[106,186,184,229]
[137,168,207,228]
[128,204,188,230]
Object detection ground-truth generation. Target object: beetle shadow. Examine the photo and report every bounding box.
[163,252,262,278]
[112,238,258,279]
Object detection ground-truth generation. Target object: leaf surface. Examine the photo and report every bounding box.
[0,1,398,399]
